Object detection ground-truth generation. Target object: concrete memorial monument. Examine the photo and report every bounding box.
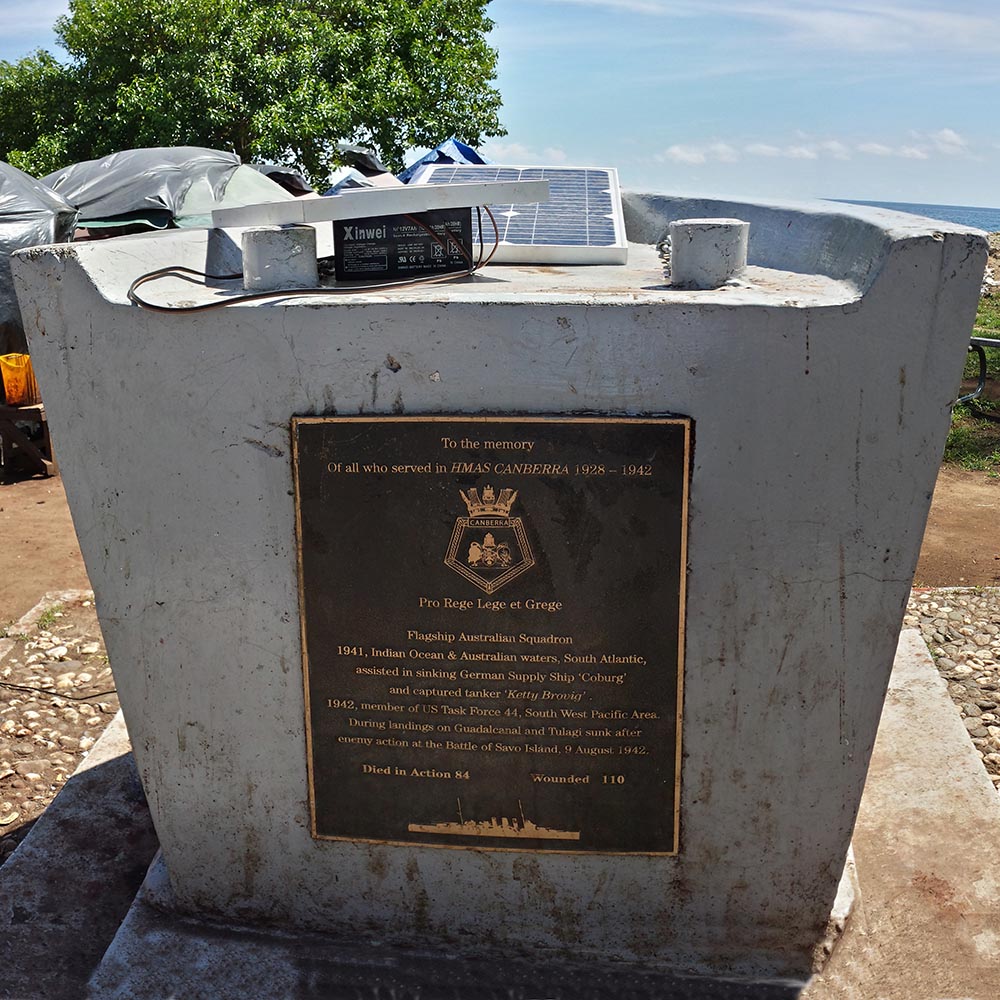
[8,190,988,995]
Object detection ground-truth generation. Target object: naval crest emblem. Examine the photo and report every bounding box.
[444,485,535,594]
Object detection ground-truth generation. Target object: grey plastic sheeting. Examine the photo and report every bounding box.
[0,162,77,354]
[42,146,242,222]
[250,163,313,196]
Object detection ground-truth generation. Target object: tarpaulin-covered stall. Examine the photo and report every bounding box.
[43,146,295,232]
[0,162,77,354]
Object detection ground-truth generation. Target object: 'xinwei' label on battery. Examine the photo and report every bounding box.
[334,209,474,282]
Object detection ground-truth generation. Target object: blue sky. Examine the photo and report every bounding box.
[2,0,997,207]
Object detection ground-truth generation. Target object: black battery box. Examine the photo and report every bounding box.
[333,208,474,282]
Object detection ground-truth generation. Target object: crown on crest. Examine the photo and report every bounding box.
[460,485,518,518]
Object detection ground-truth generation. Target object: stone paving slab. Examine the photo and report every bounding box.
[0,712,159,1000]
[805,630,1000,999]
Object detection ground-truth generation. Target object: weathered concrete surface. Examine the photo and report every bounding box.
[805,630,1000,999]
[241,225,318,291]
[86,855,808,1000]
[9,197,987,978]
[0,711,158,1000]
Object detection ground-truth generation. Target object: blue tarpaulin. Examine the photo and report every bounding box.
[396,138,490,184]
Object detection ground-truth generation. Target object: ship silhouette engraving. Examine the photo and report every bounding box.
[408,798,580,841]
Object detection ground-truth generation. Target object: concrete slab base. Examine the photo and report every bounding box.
[87,855,807,1000]
[803,630,1000,999]
[4,629,999,999]
[0,711,159,1000]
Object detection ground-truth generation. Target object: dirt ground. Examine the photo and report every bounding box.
[1,462,997,624]
[0,474,90,623]
[914,465,1000,586]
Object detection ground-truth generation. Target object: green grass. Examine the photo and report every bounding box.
[945,403,1000,475]
[975,296,1000,338]
[971,296,1000,384]
[945,294,1000,476]
[36,604,62,630]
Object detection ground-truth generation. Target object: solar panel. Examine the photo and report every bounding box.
[410,165,628,265]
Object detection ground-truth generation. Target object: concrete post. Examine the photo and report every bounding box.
[241,224,318,291]
[668,217,749,288]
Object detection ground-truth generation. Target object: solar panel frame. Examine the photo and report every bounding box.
[409,164,628,265]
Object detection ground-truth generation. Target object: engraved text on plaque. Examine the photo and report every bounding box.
[293,416,689,854]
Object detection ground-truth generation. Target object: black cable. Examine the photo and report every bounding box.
[128,261,480,312]
[481,205,500,266]
[0,680,117,701]
[128,204,503,313]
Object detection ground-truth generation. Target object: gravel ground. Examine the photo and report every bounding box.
[905,587,1000,792]
[0,592,118,865]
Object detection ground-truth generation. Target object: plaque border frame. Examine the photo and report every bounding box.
[292,415,690,857]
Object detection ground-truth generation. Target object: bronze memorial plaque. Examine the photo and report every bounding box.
[293,416,689,854]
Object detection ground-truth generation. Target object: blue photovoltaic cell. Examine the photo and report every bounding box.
[420,166,620,248]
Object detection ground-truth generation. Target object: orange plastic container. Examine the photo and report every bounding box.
[0,353,41,406]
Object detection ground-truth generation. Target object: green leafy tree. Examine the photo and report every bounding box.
[0,0,505,185]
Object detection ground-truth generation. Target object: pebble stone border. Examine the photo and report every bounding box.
[905,587,1000,792]
[0,592,118,859]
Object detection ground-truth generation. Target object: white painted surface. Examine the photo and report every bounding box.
[241,226,318,291]
[10,195,987,978]
[211,179,551,228]
[668,217,749,288]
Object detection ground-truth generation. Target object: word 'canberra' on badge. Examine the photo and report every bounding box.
[444,485,535,595]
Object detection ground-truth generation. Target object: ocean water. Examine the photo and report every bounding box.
[829,199,1000,232]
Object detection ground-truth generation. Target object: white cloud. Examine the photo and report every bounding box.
[857,132,978,160]
[742,3,1000,56]
[649,128,991,175]
[542,1,1000,56]
[659,144,708,165]
[746,140,844,161]
[656,141,739,165]
[929,128,968,155]
[858,143,894,156]
[820,140,851,161]
[707,141,739,163]
[543,0,674,12]
[659,133,974,167]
